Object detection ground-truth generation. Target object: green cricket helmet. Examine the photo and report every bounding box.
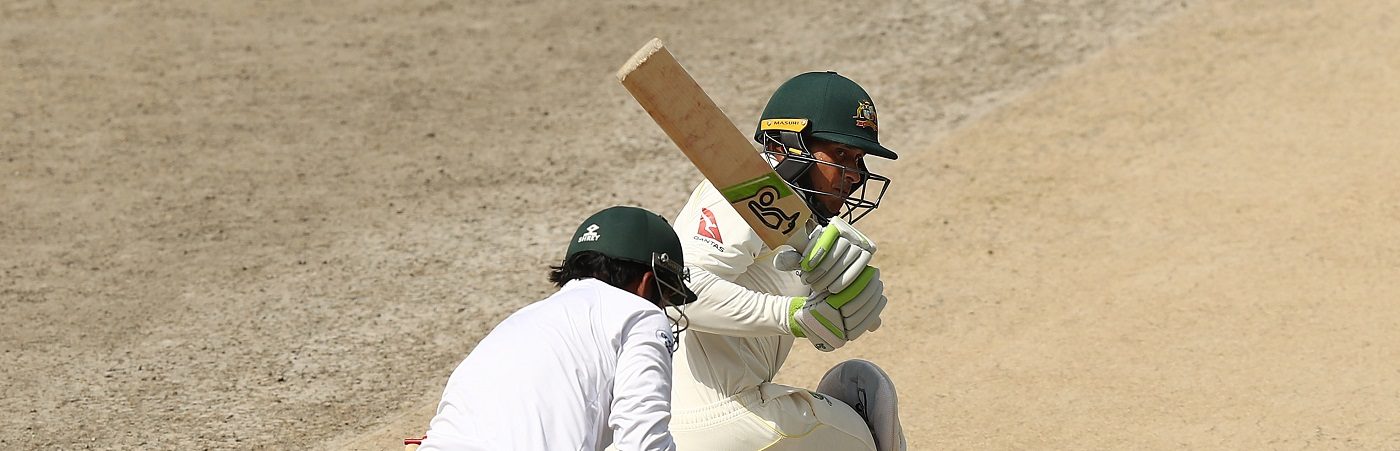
[566,206,698,306]
[754,71,895,224]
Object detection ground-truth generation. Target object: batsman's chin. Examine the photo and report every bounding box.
[814,199,844,218]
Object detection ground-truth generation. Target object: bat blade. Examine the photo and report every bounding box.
[617,38,811,249]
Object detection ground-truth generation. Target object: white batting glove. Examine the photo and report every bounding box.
[774,217,876,294]
[789,266,887,352]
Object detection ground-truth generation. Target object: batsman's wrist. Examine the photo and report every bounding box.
[788,297,807,338]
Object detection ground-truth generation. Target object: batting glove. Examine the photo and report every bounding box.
[774,217,876,294]
[789,266,887,352]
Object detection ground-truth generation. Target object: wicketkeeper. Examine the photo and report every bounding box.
[417,206,697,451]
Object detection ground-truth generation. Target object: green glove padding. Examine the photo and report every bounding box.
[790,266,887,351]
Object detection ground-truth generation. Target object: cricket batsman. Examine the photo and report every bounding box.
[667,72,907,450]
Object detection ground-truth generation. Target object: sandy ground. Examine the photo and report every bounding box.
[6,0,1398,449]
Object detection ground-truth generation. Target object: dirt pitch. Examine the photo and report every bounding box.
[5,0,1399,449]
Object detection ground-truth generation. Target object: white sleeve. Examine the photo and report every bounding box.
[678,266,797,337]
[609,310,678,451]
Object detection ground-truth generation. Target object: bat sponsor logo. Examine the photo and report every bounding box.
[746,187,799,235]
[719,173,802,235]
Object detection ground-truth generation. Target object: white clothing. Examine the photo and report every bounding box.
[670,181,810,407]
[420,278,678,451]
[670,382,876,450]
[668,180,879,450]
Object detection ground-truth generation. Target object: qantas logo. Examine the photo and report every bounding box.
[697,208,722,242]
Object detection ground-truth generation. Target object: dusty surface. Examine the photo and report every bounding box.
[7,0,1396,449]
[831,1,1400,447]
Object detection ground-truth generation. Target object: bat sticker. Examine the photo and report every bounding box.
[746,187,799,235]
[719,173,801,235]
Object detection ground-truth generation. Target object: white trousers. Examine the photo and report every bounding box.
[669,382,877,451]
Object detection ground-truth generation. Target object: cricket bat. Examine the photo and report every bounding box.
[616,38,812,249]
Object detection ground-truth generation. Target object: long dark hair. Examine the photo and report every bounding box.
[548,251,650,290]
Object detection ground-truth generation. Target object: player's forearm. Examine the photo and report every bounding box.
[674,267,795,337]
[609,387,677,451]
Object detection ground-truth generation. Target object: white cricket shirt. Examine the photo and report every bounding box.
[419,278,678,451]
[668,180,813,409]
